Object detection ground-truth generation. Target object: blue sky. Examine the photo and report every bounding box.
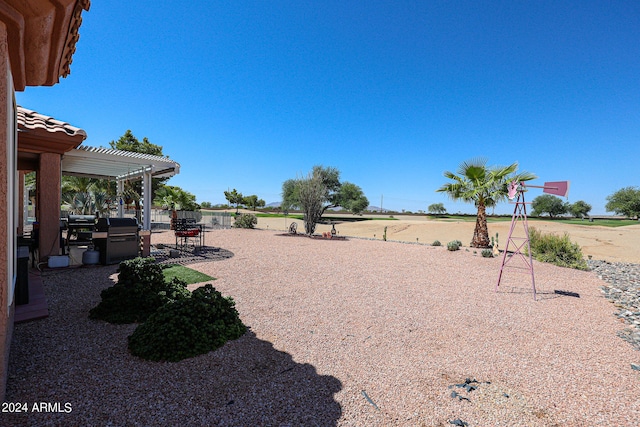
[16,1,640,214]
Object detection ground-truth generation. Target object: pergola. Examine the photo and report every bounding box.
[17,106,180,261]
[61,145,180,229]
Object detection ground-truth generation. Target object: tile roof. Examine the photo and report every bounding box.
[3,0,91,90]
[17,106,87,140]
[60,0,92,79]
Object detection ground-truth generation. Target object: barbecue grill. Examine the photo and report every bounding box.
[93,218,139,265]
[66,214,96,244]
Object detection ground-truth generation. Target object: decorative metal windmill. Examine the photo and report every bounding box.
[495,181,570,300]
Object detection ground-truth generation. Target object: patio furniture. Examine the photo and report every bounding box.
[174,218,203,251]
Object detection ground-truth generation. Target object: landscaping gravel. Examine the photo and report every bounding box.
[4,229,640,426]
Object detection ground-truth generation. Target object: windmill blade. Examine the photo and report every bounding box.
[542,181,570,197]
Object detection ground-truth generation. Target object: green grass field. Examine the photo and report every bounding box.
[162,264,215,285]
[254,213,398,221]
[428,214,637,227]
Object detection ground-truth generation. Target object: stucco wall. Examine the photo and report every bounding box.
[0,20,15,403]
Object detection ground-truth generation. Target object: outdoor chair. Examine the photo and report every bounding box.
[174,218,203,251]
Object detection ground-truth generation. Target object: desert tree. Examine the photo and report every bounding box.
[428,202,447,215]
[531,194,568,218]
[224,189,244,214]
[243,194,266,211]
[605,187,640,219]
[297,172,328,234]
[282,165,369,234]
[568,200,592,218]
[110,130,168,221]
[437,158,536,248]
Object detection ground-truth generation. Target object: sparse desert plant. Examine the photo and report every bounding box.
[432,240,441,246]
[447,241,460,251]
[383,226,387,241]
[128,284,246,362]
[527,227,588,270]
[481,249,493,258]
[233,213,258,229]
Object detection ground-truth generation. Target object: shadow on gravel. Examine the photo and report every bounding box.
[193,329,344,426]
[151,245,235,265]
[5,267,342,426]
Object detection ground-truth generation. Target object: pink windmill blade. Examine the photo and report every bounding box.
[542,181,570,198]
[508,181,519,200]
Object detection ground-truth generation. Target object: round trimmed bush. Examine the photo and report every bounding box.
[447,241,460,251]
[128,284,246,362]
[432,240,441,246]
[234,213,258,229]
[89,257,191,324]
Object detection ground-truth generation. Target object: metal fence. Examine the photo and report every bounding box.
[59,209,232,230]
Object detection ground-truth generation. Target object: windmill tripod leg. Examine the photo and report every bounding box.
[495,189,537,300]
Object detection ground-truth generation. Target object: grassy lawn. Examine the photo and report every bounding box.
[162,264,215,285]
[428,215,638,227]
[428,215,513,222]
[254,213,398,221]
[548,218,639,227]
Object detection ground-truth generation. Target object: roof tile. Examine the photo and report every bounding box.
[17,106,87,139]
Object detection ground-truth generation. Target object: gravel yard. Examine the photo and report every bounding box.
[4,228,640,426]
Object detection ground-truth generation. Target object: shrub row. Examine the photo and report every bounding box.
[89,257,190,323]
[89,257,246,361]
[528,227,588,270]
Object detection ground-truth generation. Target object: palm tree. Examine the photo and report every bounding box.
[437,158,536,248]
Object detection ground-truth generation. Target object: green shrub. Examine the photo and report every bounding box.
[447,241,460,251]
[128,284,246,362]
[89,257,191,324]
[233,213,258,229]
[453,240,463,248]
[481,249,493,258]
[528,227,588,270]
[432,240,441,246]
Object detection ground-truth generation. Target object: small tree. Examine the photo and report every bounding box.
[242,195,266,211]
[568,200,592,218]
[297,172,327,235]
[282,165,368,234]
[200,201,212,208]
[283,166,369,215]
[110,130,168,222]
[531,194,568,218]
[335,182,368,214]
[428,203,447,215]
[605,187,640,219]
[224,189,244,214]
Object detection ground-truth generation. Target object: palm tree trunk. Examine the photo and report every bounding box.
[472,203,491,248]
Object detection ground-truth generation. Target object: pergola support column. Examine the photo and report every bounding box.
[37,153,61,261]
[142,170,152,230]
[117,179,124,218]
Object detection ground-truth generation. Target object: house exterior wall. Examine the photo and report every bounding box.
[0,19,16,403]
[0,0,90,402]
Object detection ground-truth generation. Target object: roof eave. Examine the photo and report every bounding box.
[1,0,91,91]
